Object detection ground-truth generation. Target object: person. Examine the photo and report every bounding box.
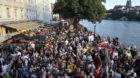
[87,73,95,78]
[95,65,102,78]
[76,71,86,78]
[2,62,11,75]
[112,49,118,59]
[109,68,121,78]
[0,61,2,74]
[126,68,137,78]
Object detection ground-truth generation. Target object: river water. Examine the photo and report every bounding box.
[80,20,140,48]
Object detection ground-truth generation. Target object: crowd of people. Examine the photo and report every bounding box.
[0,23,140,78]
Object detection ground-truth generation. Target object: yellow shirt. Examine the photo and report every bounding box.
[67,64,74,73]
[83,48,88,53]
[125,51,132,60]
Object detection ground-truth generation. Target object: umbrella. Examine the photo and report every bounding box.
[31,35,46,41]
[12,34,30,40]
[97,42,108,47]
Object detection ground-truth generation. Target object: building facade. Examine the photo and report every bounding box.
[25,0,37,20]
[0,0,53,23]
[126,0,132,8]
[0,0,26,22]
[36,0,52,23]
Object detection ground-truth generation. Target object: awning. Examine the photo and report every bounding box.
[3,21,40,31]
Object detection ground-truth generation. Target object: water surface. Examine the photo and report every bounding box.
[80,20,140,48]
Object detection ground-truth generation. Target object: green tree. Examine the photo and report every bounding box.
[138,14,140,20]
[111,10,124,20]
[127,11,139,20]
[53,0,106,25]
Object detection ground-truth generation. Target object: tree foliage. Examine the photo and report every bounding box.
[107,9,140,21]
[111,10,124,20]
[53,0,106,24]
[127,11,139,20]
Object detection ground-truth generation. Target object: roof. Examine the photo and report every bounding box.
[2,21,40,31]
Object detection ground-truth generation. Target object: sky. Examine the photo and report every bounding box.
[105,0,140,10]
[50,0,140,10]
[50,0,56,3]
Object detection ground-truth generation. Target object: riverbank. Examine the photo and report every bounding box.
[0,23,140,78]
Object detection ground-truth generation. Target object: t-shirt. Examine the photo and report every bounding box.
[87,55,93,61]
[88,35,94,41]
[112,71,121,78]
[125,52,132,60]
[65,40,69,45]
[2,64,10,75]
[47,66,53,73]
[83,48,88,53]
[113,51,118,59]
[88,64,95,72]
[18,67,29,76]
[67,64,74,73]
[95,67,102,77]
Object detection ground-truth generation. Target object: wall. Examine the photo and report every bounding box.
[0,0,26,21]
[0,0,53,23]
[25,0,37,20]
[0,26,6,37]
[36,0,52,23]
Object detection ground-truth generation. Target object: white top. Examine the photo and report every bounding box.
[2,64,10,75]
[65,40,69,45]
[113,51,118,59]
[88,35,94,41]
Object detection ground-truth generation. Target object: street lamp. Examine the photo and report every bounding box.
[94,24,96,38]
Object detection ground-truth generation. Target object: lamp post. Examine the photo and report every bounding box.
[94,24,96,38]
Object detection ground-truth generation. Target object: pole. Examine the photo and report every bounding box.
[94,24,96,38]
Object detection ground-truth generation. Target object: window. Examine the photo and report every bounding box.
[7,7,10,18]
[15,8,17,18]
[27,0,33,4]
[6,28,9,34]
[21,9,23,19]
[0,6,1,18]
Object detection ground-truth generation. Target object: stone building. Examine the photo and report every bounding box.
[126,0,132,8]
[0,0,53,23]
[25,0,37,20]
[36,0,52,23]
[0,0,26,21]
